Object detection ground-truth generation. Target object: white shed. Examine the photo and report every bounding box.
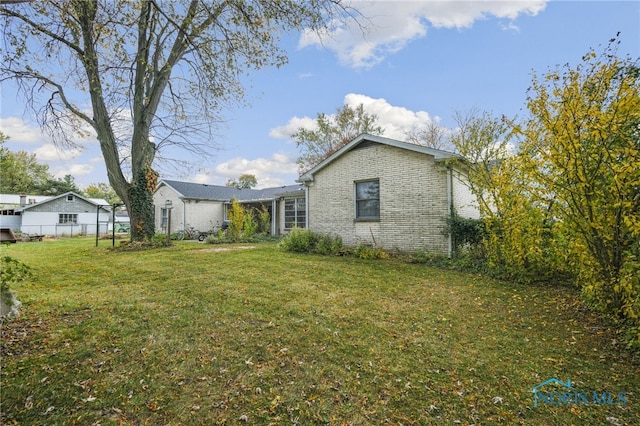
[15,192,111,237]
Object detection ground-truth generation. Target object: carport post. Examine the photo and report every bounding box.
[95,205,100,247]
[112,204,117,246]
[165,200,173,244]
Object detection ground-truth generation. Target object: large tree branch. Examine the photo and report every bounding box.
[73,0,128,200]
[1,70,93,125]
[0,5,84,56]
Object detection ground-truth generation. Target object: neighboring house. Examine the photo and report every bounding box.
[298,134,479,255]
[0,194,50,231]
[0,192,111,236]
[153,180,306,235]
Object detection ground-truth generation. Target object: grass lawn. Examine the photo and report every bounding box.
[1,239,638,425]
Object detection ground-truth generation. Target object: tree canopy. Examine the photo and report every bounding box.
[0,137,52,194]
[1,0,357,240]
[39,174,81,196]
[293,103,384,173]
[85,182,122,205]
[0,134,83,195]
[226,174,257,189]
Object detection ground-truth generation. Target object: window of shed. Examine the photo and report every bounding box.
[355,180,380,220]
[59,213,78,224]
[66,194,75,202]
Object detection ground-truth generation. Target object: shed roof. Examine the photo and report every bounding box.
[14,192,110,212]
[0,194,51,206]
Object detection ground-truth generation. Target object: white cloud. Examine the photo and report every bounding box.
[300,0,547,68]
[0,117,43,144]
[190,172,211,184]
[271,93,440,142]
[213,153,299,188]
[343,93,438,140]
[269,116,318,140]
[52,163,94,179]
[33,143,84,161]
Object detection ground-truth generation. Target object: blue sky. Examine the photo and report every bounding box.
[1,0,638,189]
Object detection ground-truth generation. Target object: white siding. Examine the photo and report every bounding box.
[154,186,180,232]
[452,168,480,220]
[183,199,225,232]
[153,186,225,233]
[0,215,21,230]
[20,211,109,235]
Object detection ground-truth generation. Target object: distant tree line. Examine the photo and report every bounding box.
[0,133,121,205]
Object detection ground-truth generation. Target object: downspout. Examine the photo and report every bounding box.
[271,199,277,235]
[447,166,453,258]
[305,185,309,229]
[182,198,187,231]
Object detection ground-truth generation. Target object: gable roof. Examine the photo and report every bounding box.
[0,194,51,206]
[158,180,304,202]
[298,133,462,182]
[15,192,110,212]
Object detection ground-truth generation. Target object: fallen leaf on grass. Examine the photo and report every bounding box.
[269,395,282,414]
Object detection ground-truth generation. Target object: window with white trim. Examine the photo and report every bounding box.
[284,197,306,229]
[160,208,168,230]
[59,213,78,224]
[355,179,380,220]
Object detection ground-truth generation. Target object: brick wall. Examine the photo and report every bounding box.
[307,143,451,253]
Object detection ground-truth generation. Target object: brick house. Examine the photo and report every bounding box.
[298,134,479,255]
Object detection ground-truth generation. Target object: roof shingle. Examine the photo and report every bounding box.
[160,180,304,202]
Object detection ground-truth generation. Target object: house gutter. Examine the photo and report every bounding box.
[182,199,187,230]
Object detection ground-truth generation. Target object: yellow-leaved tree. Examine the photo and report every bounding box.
[519,37,640,346]
[450,111,569,282]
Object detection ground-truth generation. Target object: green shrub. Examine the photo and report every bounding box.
[151,233,171,247]
[410,248,444,265]
[258,205,271,235]
[354,244,388,260]
[227,198,245,241]
[279,229,343,255]
[315,233,344,255]
[1,256,32,318]
[445,213,485,256]
[242,210,259,238]
[279,229,317,253]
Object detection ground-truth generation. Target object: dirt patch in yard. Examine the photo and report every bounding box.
[195,245,256,253]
